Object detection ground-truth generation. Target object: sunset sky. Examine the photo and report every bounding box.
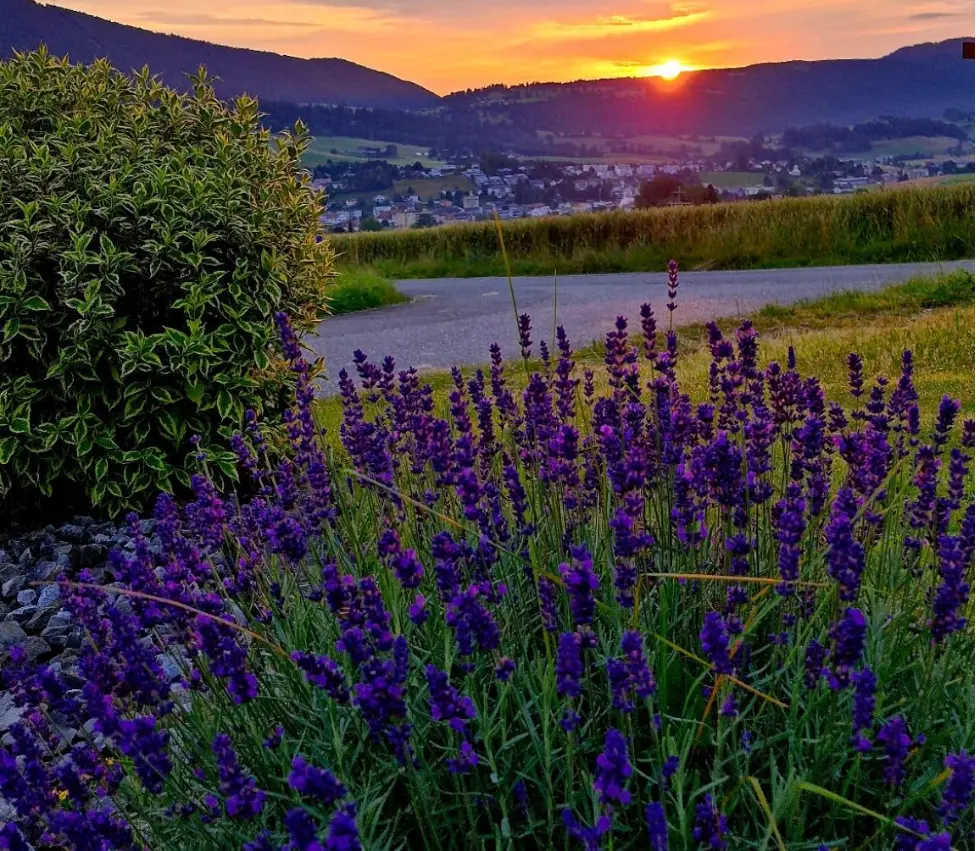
[42,0,973,93]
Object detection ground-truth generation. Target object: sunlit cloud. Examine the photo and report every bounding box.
[529,10,709,41]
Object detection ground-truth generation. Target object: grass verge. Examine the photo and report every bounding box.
[329,185,974,279]
[326,269,409,315]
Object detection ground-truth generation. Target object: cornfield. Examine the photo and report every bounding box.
[332,185,975,278]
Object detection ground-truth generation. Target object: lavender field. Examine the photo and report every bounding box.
[0,261,974,851]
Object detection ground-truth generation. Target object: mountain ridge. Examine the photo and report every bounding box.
[1,0,438,109]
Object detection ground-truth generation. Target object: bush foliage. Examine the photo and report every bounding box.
[0,49,332,518]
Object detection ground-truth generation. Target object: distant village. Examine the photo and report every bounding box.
[315,149,974,232]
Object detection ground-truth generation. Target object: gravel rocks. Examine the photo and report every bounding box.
[0,514,157,726]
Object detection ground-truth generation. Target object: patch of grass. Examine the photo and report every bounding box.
[303,135,446,168]
[940,173,976,186]
[330,185,975,279]
[700,171,762,187]
[392,176,477,200]
[326,269,409,316]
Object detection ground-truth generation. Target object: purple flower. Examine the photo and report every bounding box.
[504,780,525,815]
[607,657,634,712]
[562,810,611,851]
[877,715,913,787]
[325,803,361,851]
[0,825,32,851]
[720,693,738,718]
[773,483,807,595]
[931,509,973,643]
[559,545,599,629]
[212,733,266,819]
[556,632,584,699]
[448,739,480,774]
[378,529,425,590]
[263,726,284,750]
[622,631,656,699]
[118,715,172,795]
[284,808,323,851]
[825,488,865,601]
[827,608,867,688]
[645,801,669,850]
[662,755,679,785]
[933,395,960,448]
[938,750,974,824]
[446,583,500,656]
[538,577,558,632]
[495,657,516,681]
[288,756,347,807]
[518,313,533,359]
[804,640,827,689]
[666,260,679,313]
[895,817,930,851]
[594,729,632,808]
[692,795,728,850]
[850,668,876,752]
[408,594,429,626]
[292,652,351,704]
[847,353,864,400]
[700,612,733,674]
[425,664,476,735]
[194,616,258,704]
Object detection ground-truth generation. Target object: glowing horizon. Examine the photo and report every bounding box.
[641,59,692,79]
[39,0,974,95]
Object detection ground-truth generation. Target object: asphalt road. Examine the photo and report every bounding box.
[309,260,974,385]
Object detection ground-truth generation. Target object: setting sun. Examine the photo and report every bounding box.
[644,59,688,79]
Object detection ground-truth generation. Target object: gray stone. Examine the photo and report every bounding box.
[0,795,15,823]
[0,621,27,648]
[40,624,70,647]
[18,636,51,663]
[1,575,24,598]
[37,583,60,610]
[16,588,37,606]
[5,605,37,624]
[31,561,61,582]
[0,704,25,733]
[56,523,87,543]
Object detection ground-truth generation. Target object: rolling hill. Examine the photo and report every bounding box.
[444,39,976,138]
[0,0,438,110]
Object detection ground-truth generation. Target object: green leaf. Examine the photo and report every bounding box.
[186,382,205,405]
[216,389,234,420]
[21,296,50,311]
[124,394,146,419]
[9,418,30,435]
[95,457,109,481]
[2,318,20,343]
[0,438,16,465]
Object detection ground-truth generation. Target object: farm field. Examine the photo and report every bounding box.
[699,171,762,187]
[810,135,971,161]
[392,175,478,199]
[331,184,975,278]
[303,134,446,167]
[536,132,747,162]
